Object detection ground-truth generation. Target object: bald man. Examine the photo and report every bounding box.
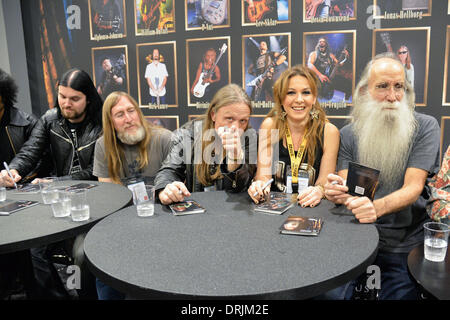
[322,52,440,300]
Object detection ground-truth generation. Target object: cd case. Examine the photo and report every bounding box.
[0,200,39,215]
[169,200,206,216]
[279,216,323,236]
[254,192,295,215]
[346,162,380,200]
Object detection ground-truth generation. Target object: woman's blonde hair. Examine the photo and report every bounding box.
[102,91,152,184]
[267,65,327,168]
[195,84,252,186]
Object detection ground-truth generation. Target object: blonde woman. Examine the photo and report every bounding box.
[93,91,172,185]
[155,83,257,205]
[248,65,339,207]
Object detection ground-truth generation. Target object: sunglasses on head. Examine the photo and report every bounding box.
[398,51,408,55]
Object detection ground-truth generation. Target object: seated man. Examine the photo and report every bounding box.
[92,91,172,299]
[1,68,104,299]
[323,52,440,300]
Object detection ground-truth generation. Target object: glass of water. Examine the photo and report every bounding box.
[50,190,71,218]
[39,177,59,204]
[70,189,90,222]
[0,186,6,201]
[424,222,449,262]
[136,185,155,217]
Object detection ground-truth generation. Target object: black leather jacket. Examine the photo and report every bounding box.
[154,119,257,194]
[9,108,102,180]
[3,106,50,181]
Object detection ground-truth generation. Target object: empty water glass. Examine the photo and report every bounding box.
[39,177,59,204]
[50,190,71,218]
[0,186,5,201]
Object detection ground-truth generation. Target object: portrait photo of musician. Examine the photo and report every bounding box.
[304,31,355,104]
[137,42,177,107]
[135,0,175,35]
[243,33,290,103]
[92,46,129,101]
[186,0,230,30]
[373,27,430,106]
[187,37,230,106]
[89,0,126,39]
[145,116,179,131]
[242,0,290,25]
[373,0,431,18]
[303,0,356,22]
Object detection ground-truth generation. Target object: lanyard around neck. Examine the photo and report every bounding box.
[285,123,307,184]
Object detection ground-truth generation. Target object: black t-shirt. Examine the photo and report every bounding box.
[65,120,85,175]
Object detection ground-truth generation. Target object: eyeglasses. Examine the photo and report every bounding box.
[398,51,408,55]
[374,82,405,95]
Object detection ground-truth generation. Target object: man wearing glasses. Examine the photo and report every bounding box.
[397,45,414,88]
[322,52,440,300]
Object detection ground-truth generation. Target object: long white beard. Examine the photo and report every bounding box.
[352,93,417,189]
[117,125,146,145]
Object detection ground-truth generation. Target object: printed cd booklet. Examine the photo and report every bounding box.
[0,200,39,215]
[279,215,323,236]
[346,162,380,200]
[254,192,295,215]
[170,200,206,216]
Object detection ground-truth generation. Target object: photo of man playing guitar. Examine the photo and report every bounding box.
[191,47,222,102]
[91,0,123,36]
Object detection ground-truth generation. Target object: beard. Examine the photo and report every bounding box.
[352,92,417,190]
[61,108,86,122]
[117,125,146,145]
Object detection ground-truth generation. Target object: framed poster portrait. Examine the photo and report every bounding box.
[303,0,357,23]
[373,27,430,106]
[186,0,230,30]
[303,30,355,106]
[443,26,450,106]
[91,45,129,101]
[242,0,290,26]
[136,41,178,108]
[135,0,175,36]
[88,0,126,40]
[145,116,179,131]
[373,0,431,19]
[186,36,231,107]
[242,33,290,106]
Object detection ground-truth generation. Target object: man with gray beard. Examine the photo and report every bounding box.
[322,53,440,300]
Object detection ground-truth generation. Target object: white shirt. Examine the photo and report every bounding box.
[145,62,168,96]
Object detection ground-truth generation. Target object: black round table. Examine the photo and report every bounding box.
[0,180,132,254]
[84,191,379,299]
[408,244,450,300]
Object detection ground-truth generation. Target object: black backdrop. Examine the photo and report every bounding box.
[20,0,450,160]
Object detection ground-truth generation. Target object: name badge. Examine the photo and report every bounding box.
[286,176,293,194]
[127,181,147,205]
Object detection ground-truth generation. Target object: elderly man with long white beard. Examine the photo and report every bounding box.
[322,52,440,300]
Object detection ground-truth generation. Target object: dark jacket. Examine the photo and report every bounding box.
[3,106,50,181]
[154,119,257,194]
[9,108,102,180]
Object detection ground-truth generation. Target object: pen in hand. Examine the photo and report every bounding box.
[3,162,18,189]
[253,178,274,198]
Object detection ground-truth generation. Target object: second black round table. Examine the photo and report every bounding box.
[85,191,379,299]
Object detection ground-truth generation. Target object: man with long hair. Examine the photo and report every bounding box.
[155,83,257,205]
[323,53,440,300]
[93,91,172,186]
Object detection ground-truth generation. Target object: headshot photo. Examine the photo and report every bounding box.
[303,0,356,22]
[373,27,430,106]
[303,31,355,104]
[243,33,290,103]
[145,116,179,131]
[242,0,290,26]
[186,0,230,30]
[91,45,129,101]
[89,0,126,39]
[186,37,231,106]
[135,0,175,35]
[137,41,178,107]
[373,0,431,18]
